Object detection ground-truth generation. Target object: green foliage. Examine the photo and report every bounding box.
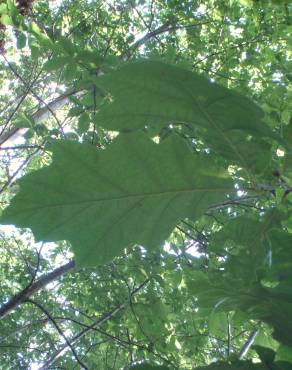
[0,0,291,368]
[194,359,292,369]
[95,61,275,177]
[96,61,267,133]
[16,33,26,49]
[130,364,169,370]
[43,56,72,72]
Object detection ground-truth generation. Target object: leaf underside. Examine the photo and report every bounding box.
[95,61,275,176]
[0,133,232,266]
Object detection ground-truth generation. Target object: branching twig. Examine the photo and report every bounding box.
[0,145,42,195]
[38,279,150,369]
[26,299,89,370]
[3,55,65,136]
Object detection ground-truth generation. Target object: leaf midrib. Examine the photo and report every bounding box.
[10,185,232,213]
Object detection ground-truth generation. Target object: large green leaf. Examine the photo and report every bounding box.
[96,61,269,135]
[95,61,275,176]
[0,133,233,266]
[276,345,292,364]
[186,270,292,347]
[210,212,281,284]
[261,282,292,347]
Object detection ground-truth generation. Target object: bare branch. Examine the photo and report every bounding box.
[126,21,171,57]
[238,329,259,360]
[227,314,231,357]
[26,299,89,370]
[0,145,43,150]
[0,89,79,147]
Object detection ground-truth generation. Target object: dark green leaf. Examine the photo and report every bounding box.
[130,364,169,370]
[96,61,270,134]
[194,360,292,369]
[44,56,72,72]
[276,345,292,364]
[78,112,90,133]
[253,345,276,366]
[16,33,26,49]
[95,61,276,176]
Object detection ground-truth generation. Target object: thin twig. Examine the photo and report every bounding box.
[0,146,42,195]
[38,279,150,370]
[3,55,65,136]
[0,63,42,138]
[26,299,89,370]
[227,314,231,357]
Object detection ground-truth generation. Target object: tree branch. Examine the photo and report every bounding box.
[38,279,149,370]
[3,55,65,136]
[238,329,259,360]
[0,89,78,147]
[26,299,89,370]
[0,260,75,320]
[0,20,176,147]
[227,314,231,357]
[124,21,171,59]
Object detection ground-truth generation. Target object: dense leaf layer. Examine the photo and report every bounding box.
[195,360,292,370]
[0,0,291,368]
[130,364,169,370]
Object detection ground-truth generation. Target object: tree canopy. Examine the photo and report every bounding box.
[0,0,292,369]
